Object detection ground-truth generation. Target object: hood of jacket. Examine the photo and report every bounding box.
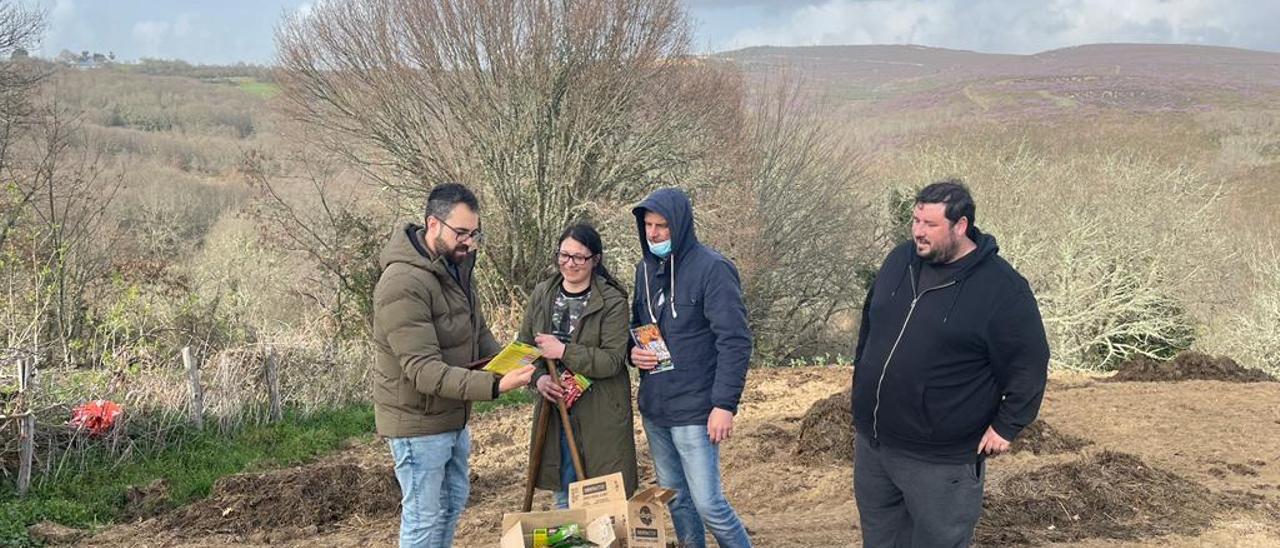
[380,222,477,281]
[633,187,698,263]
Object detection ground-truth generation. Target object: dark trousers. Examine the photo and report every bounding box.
[854,435,985,548]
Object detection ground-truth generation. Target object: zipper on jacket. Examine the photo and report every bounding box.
[872,264,957,439]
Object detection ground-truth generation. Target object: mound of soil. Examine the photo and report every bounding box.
[790,389,1092,461]
[794,388,854,463]
[744,422,796,460]
[1009,420,1091,456]
[161,463,399,537]
[1109,351,1275,383]
[977,451,1231,545]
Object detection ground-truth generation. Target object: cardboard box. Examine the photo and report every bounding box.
[585,514,618,547]
[568,472,626,508]
[625,487,676,547]
[569,473,629,542]
[501,473,675,548]
[499,509,608,548]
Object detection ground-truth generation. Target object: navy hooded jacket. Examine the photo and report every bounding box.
[853,230,1049,461]
[631,188,753,428]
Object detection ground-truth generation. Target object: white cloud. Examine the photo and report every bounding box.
[42,0,94,56]
[131,20,171,57]
[50,0,76,21]
[687,0,810,7]
[714,0,1280,54]
[129,13,201,58]
[173,13,196,38]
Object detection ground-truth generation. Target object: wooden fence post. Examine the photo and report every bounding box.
[266,347,282,423]
[17,358,35,496]
[183,347,203,430]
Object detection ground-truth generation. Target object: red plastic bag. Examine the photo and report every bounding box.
[69,400,124,435]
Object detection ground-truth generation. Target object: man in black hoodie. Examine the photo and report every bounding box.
[629,188,753,548]
[852,180,1049,547]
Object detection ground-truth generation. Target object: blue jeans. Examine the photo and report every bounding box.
[388,428,471,548]
[643,417,752,548]
[553,426,577,509]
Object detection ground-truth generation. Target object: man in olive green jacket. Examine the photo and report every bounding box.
[372,183,533,548]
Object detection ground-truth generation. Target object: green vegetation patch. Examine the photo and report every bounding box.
[0,404,373,546]
[229,77,279,98]
[0,391,537,546]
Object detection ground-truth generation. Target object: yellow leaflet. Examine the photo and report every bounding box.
[482,341,542,375]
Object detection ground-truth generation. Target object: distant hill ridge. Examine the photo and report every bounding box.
[716,43,1280,88]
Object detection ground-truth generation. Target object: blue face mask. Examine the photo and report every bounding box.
[648,239,672,258]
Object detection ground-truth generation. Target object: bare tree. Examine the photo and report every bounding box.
[241,145,385,346]
[1208,247,1280,376]
[0,2,43,61]
[1,90,124,364]
[275,0,740,295]
[0,1,49,250]
[701,76,875,362]
[1,5,125,363]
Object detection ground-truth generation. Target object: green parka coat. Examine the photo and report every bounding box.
[519,273,638,496]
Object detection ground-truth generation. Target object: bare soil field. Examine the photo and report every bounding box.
[81,365,1280,547]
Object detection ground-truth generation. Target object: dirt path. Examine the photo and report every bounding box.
[86,367,1280,547]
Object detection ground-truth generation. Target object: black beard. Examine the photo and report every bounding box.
[920,239,959,265]
[435,234,470,265]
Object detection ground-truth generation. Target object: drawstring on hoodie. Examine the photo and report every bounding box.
[670,259,678,318]
[642,258,679,323]
[643,262,656,323]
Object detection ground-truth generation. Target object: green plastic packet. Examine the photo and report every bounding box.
[547,523,598,547]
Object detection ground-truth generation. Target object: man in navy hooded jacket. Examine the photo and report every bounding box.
[629,188,753,548]
[852,179,1049,547]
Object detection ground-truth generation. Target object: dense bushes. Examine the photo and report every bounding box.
[880,138,1227,371]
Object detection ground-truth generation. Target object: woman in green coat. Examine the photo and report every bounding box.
[520,222,638,508]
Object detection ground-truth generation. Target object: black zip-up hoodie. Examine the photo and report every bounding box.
[852,229,1049,461]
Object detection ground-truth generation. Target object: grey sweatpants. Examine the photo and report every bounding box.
[853,435,985,548]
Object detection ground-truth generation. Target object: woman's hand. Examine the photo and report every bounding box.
[534,333,567,360]
[535,374,565,402]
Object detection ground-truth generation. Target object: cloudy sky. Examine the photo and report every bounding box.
[30,0,1280,65]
